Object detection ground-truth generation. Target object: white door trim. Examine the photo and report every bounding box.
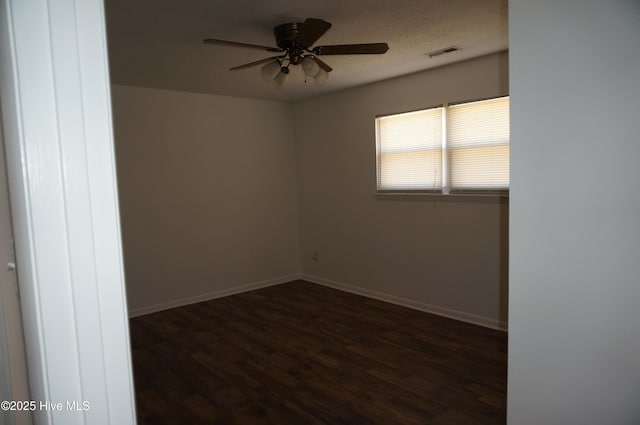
[0,0,136,424]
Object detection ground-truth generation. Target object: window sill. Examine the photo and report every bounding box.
[375,191,509,202]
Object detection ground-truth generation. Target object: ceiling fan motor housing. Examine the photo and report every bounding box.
[274,22,307,64]
[274,23,304,48]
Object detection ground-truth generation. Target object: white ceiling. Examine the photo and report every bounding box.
[105,0,508,102]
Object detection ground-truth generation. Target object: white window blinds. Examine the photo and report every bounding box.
[375,96,509,194]
[447,96,510,191]
[376,108,443,191]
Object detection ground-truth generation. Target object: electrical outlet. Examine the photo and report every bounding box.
[312,252,319,261]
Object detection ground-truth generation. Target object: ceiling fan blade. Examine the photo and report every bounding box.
[313,43,390,55]
[203,38,282,52]
[310,56,332,73]
[230,56,281,71]
[296,18,332,47]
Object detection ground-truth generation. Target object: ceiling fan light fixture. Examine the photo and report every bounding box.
[260,59,281,82]
[204,18,389,90]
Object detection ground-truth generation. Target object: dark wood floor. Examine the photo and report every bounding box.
[130,280,507,425]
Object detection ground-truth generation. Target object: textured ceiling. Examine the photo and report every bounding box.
[105,0,508,102]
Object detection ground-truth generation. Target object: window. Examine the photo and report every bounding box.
[376,96,509,194]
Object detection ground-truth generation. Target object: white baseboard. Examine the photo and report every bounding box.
[128,272,508,332]
[127,273,302,318]
[301,273,508,331]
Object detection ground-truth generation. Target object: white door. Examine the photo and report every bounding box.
[0,117,31,425]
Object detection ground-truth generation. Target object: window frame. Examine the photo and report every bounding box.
[375,95,510,197]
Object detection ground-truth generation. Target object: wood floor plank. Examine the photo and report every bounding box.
[130,280,507,424]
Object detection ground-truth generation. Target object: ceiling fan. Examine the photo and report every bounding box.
[203,18,389,87]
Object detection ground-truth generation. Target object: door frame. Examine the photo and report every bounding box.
[0,0,136,424]
[0,112,31,425]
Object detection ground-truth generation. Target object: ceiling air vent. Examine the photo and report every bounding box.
[427,46,459,58]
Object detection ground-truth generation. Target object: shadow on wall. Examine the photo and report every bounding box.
[499,199,509,325]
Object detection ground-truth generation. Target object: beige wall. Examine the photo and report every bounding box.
[295,52,509,328]
[112,85,300,314]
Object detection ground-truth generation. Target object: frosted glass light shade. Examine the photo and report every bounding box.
[261,60,281,82]
[301,56,320,77]
[273,69,289,88]
[314,68,329,86]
